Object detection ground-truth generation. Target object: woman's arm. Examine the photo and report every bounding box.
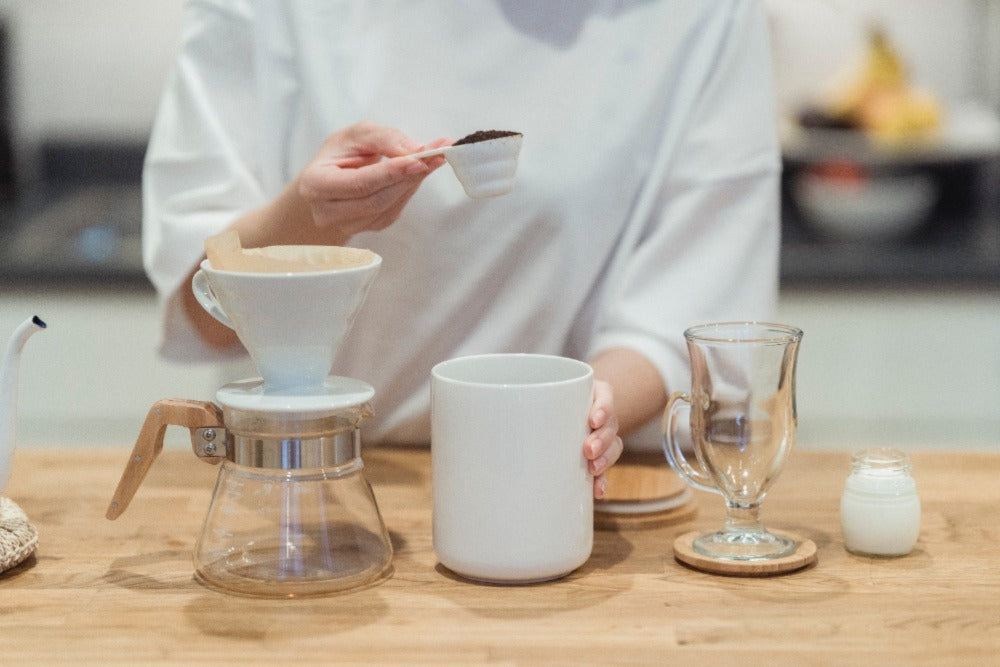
[583,347,665,497]
[178,123,449,347]
[589,347,666,437]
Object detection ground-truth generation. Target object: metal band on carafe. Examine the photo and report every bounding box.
[194,404,369,470]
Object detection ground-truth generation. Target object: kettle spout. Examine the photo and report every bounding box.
[1,316,46,494]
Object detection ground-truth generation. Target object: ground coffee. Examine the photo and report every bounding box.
[452,130,522,146]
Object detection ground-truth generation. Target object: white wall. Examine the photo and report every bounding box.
[0,0,184,147]
[0,0,995,153]
[0,288,251,449]
[766,0,996,114]
[778,289,1000,451]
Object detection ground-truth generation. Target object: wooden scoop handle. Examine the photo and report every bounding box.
[106,399,223,520]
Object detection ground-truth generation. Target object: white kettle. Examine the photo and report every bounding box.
[0,316,45,493]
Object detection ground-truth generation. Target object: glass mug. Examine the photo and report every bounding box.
[663,322,803,560]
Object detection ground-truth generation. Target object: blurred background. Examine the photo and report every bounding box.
[0,0,997,451]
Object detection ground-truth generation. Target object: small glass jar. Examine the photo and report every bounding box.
[840,448,921,557]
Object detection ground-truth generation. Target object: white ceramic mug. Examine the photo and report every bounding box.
[191,255,381,391]
[431,353,594,583]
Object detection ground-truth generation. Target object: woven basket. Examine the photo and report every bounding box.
[0,496,38,573]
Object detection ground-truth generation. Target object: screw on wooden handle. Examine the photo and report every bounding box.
[106,399,223,520]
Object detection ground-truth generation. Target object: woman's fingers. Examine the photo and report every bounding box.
[296,122,449,237]
[592,436,623,499]
[589,434,623,477]
[586,381,619,459]
[585,380,622,499]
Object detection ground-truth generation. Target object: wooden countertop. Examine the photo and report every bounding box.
[2,447,998,664]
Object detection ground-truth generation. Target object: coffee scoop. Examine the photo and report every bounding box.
[410,130,523,199]
[205,229,375,274]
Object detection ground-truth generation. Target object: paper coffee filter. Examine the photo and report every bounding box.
[205,230,375,273]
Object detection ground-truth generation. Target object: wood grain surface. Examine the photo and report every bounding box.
[1,447,998,664]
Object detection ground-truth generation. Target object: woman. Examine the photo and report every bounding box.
[143,1,782,499]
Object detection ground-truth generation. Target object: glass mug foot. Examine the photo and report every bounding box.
[691,528,796,561]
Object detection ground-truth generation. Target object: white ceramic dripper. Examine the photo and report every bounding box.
[191,254,381,392]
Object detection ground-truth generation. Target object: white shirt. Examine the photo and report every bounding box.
[143,0,781,449]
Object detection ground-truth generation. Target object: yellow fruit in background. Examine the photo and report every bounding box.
[828,29,904,118]
[858,87,941,142]
[823,27,941,142]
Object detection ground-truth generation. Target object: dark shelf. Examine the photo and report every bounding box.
[779,155,1000,288]
[0,141,150,287]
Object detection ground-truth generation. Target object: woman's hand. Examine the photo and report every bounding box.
[192,121,449,347]
[584,379,624,499]
[295,121,449,240]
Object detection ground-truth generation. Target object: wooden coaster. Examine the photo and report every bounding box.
[673,530,817,576]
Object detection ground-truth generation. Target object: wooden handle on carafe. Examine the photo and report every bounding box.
[106,399,223,520]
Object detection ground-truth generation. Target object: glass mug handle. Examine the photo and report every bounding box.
[191,269,234,330]
[661,391,720,495]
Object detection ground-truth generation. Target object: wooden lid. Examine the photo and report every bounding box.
[598,452,687,505]
[595,500,697,531]
[595,453,696,527]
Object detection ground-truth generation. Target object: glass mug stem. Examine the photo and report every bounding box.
[721,500,766,536]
